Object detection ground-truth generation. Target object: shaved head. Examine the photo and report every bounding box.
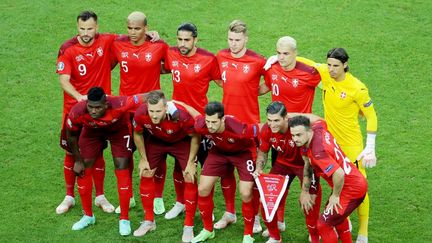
[277,36,297,51]
[127,11,147,25]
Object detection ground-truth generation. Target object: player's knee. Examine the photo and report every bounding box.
[198,185,211,197]
[239,188,252,202]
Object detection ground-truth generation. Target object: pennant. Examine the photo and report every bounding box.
[255,173,289,221]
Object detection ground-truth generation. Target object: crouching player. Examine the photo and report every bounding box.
[190,102,259,243]
[253,102,322,243]
[66,87,147,235]
[289,116,368,243]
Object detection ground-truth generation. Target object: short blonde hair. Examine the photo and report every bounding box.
[127,11,147,25]
[228,20,247,35]
[277,36,297,50]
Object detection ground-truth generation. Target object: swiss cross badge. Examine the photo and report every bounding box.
[340,91,347,99]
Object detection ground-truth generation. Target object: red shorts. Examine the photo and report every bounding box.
[319,194,365,226]
[145,135,191,171]
[79,125,133,159]
[201,150,255,181]
[270,162,320,195]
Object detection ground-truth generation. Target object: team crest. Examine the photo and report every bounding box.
[57,62,65,71]
[270,137,276,143]
[227,138,235,143]
[194,64,201,73]
[145,52,152,62]
[97,47,103,56]
[289,140,295,147]
[272,74,278,81]
[166,129,174,134]
[222,61,228,68]
[292,78,299,88]
[172,61,179,67]
[121,51,128,58]
[243,64,250,73]
[266,183,277,192]
[340,91,347,99]
[75,55,84,62]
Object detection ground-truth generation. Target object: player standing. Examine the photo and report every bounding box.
[55,10,114,215]
[216,20,266,233]
[314,48,378,243]
[111,11,169,214]
[258,36,321,237]
[289,116,368,243]
[156,22,222,220]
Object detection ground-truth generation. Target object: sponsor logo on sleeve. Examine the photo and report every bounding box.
[325,164,334,173]
[364,100,373,107]
[67,118,72,128]
[57,62,65,71]
[133,95,139,104]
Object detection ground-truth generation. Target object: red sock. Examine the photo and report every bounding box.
[221,172,236,213]
[77,168,93,216]
[184,182,198,226]
[261,205,280,240]
[318,220,338,243]
[305,190,321,243]
[154,161,166,198]
[92,155,105,197]
[63,154,76,197]
[115,169,132,220]
[242,201,254,235]
[276,190,288,222]
[198,194,214,232]
[335,218,352,243]
[252,185,260,216]
[128,157,134,196]
[139,177,155,221]
[173,161,185,204]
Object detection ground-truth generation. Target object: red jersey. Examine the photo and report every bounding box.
[164,47,221,114]
[259,123,304,168]
[133,104,195,143]
[67,95,145,133]
[302,121,367,197]
[56,33,115,113]
[264,62,321,113]
[111,35,169,95]
[217,49,266,123]
[194,115,259,153]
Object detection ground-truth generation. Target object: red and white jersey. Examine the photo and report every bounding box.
[302,121,367,197]
[67,95,145,133]
[133,104,195,143]
[164,47,221,114]
[264,61,321,113]
[194,115,259,153]
[259,123,304,168]
[111,35,169,95]
[217,49,266,123]
[56,33,115,113]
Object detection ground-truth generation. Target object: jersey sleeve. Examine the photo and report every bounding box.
[56,51,72,75]
[132,105,147,133]
[194,115,207,134]
[263,70,272,89]
[258,125,271,153]
[312,149,341,177]
[126,95,147,113]
[66,108,82,133]
[355,84,378,132]
[210,56,222,80]
[307,67,321,87]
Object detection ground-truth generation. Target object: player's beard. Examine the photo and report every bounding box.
[80,35,93,44]
[179,47,191,56]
